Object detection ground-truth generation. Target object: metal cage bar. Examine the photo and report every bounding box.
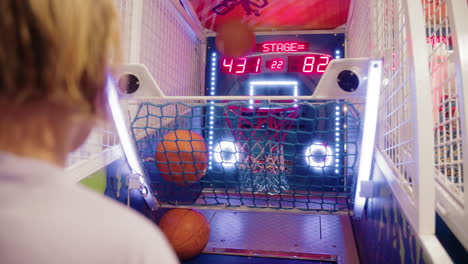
[66,0,205,181]
[425,0,468,250]
[371,0,435,235]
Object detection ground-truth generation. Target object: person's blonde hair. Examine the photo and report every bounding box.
[0,0,121,116]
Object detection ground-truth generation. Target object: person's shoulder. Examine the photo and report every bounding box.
[67,183,156,233]
[64,184,179,263]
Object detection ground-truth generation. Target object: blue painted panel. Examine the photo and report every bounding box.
[351,164,430,264]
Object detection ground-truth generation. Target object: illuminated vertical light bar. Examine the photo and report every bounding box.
[107,76,143,176]
[249,85,254,109]
[335,104,341,174]
[208,52,217,170]
[293,85,298,107]
[107,75,159,209]
[354,61,382,217]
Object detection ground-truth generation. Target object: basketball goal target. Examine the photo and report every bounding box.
[130,99,361,213]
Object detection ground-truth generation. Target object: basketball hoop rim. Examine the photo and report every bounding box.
[227,104,299,114]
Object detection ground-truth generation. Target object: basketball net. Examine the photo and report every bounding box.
[225,105,298,193]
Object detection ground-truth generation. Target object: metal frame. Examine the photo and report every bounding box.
[431,0,468,250]
[371,0,436,235]
[65,145,123,182]
[405,0,437,237]
[366,0,453,261]
[120,58,370,215]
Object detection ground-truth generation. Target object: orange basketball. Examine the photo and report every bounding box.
[155,130,208,185]
[159,209,210,260]
[215,19,256,58]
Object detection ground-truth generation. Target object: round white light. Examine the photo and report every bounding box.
[305,143,333,168]
[214,141,239,165]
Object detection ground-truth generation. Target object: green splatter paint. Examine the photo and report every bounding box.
[80,169,106,194]
[116,164,122,198]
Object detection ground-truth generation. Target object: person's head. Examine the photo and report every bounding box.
[0,0,121,165]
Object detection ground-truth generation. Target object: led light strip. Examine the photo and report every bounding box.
[354,61,383,217]
[335,49,341,59]
[107,76,143,177]
[208,52,217,170]
[335,104,341,174]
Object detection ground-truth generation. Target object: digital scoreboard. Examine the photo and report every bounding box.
[220,54,332,74]
[203,33,348,190]
[205,33,345,97]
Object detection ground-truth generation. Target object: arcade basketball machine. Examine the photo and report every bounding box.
[67,0,468,263]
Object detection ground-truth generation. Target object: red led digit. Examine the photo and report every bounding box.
[222,58,234,73]
[277,60,284,70]
[302,56,315,73]
[235,58,247,73]
[316,56,330,73]
[254,57,261,73]
[267,59,284,71]
[271,60,278,69]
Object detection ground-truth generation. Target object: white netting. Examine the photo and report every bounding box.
[424,0,465,206]
[66,0,204,180]
[373,0,417,198]
[424,0,468,249]
[346,0,371,58]
[115,0,132,62]
[139,0,204,97]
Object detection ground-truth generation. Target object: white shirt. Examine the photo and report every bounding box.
[0,152,179,264]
